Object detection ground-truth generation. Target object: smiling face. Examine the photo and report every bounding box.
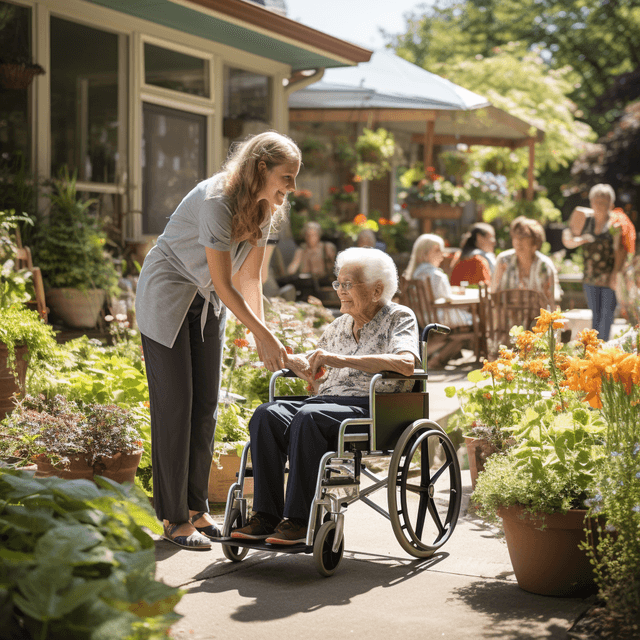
[335,265,382,323]
[257,160,300,208]
[511,230,536,257]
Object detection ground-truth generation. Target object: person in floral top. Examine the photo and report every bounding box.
[231,248,420,546]
[562,184,628,340]
[492,216,561,310]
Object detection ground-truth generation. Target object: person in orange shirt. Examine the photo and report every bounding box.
[450,223,496,286]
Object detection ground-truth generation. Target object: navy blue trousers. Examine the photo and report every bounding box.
[249,396,369,521]
[583,283,617,340]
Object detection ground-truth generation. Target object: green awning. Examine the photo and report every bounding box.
[86,0,369,71]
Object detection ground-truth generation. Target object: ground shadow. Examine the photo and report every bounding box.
[449,579,591,639]
[187,549,450,623]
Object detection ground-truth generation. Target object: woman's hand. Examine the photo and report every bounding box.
[255,334,288,372]
[308,348,331,379]
[285,354,314,382]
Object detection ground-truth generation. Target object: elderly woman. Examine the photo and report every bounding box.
[404,233,471,328]
[286,221,336,280]
[562,184,629,340]
[232,248,420,545]
[450,222,497,286]
[492,216,560,309]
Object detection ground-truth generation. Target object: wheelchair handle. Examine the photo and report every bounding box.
[421,323,451,342]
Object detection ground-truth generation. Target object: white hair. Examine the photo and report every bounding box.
[334,247,398,304]
[589,183,616,207]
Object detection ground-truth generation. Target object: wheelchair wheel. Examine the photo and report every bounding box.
[388,420,462,558]
[222,507,250,562]
[313,520,344,577]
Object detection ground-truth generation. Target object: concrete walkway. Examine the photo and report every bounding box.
[154,357,591,640]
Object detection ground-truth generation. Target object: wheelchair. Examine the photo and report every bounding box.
[214,323,462,577]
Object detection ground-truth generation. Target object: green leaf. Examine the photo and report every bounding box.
[444,386,457,398]
[467,369,485,384]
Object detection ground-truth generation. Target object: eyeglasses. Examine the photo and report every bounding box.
[332,281,362,291]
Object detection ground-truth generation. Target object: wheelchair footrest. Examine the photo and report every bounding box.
[323,477,359,487]
[212,537,311,554]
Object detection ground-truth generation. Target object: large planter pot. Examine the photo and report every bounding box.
[0,344,28,420]
[209,451,253,503]
[34,450,142,484]
[46,288,105,328]
[498,505,597,597]
[464,436,498,490]
[408,204,464,234]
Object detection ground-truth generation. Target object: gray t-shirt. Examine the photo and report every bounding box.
[316,303,421,396]
[135,173,271,347]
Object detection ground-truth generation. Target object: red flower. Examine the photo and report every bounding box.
[285,346,293,354]
[343,184,355,193]
[401,202,408,209]
[329,186,338,194]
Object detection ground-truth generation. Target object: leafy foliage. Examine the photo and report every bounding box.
[32,168,119,294]
[0,470,180,639]
[0,211,34,310]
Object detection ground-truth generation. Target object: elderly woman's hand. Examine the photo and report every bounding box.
[308,348,331,379]
[285,353,314,382]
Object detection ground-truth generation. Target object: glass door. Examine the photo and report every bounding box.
[142,103,207,235]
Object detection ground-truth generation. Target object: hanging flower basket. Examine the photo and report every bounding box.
[0,62,45,90]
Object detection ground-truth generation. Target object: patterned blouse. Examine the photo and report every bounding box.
[492,249,562,302]
[315,303,421,397]
[581,215,616,287]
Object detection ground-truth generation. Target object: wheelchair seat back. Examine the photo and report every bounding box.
[372,391,429,452]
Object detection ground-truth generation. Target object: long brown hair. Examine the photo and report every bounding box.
[222,131,301,244]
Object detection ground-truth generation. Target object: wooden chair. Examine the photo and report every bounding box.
[398,276,479,367]
[14,244,48,323]
[487,288,548,358]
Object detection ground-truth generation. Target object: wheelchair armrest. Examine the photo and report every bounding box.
[377,369,428,381]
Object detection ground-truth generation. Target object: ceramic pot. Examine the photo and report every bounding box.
[464,436,498,490]
[0,344,28,420]
[46,288,105,329]
[498,505,596,597]
[35,450,142,484]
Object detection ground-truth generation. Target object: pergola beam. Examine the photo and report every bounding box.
[290,108,437,123]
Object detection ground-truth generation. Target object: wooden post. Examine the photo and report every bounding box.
[423,119,435,172]
[526,138,535,201]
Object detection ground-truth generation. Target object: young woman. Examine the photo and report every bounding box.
[136,132,301,549]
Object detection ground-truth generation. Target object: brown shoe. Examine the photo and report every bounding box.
[231,512,277,540]
[265,518,307,545]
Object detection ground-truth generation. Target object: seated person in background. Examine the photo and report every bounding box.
[232,248,420,545]
[450,222,496,286]
[286,221,336,282]
[492,216,560,309]
[356,228,387,252]
[403,233,472,328]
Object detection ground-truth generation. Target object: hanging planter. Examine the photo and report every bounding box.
[0,62,45,90]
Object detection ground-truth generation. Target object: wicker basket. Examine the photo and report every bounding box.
[0,62,45,90]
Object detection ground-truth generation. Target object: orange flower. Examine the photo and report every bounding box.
[533,308,565,334]
[234,338,250,348]
[378,217,390,225]
[353,175,363,182]
[353,213,367,225]
[314,366,326,380]
[285,346,293,354]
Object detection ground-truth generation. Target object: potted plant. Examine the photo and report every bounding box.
[32,168,119,328]
[0,304,59,421]
[470,315,609,596]
[354,128,397,181]
[326,183,359,221]
[298,136,331,173]
[0,393,144,483]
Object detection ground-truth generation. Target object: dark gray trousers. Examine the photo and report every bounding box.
[249,396,369,521]
[141,294,226,523]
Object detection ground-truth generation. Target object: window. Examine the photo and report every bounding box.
[144,43,209,98]
[142,103,207,235]
[50,16,125,184]
[223,66,271,147]
[0,2,33,170]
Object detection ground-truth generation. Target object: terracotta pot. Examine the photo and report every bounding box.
[0,344,28,420]
[498,505,597,597]
[34,450,142,484]
[209,451,253,503]
[35,455,94,481]
[94,450,143,484]
[46,288,105,329]
[464,436,498,490]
